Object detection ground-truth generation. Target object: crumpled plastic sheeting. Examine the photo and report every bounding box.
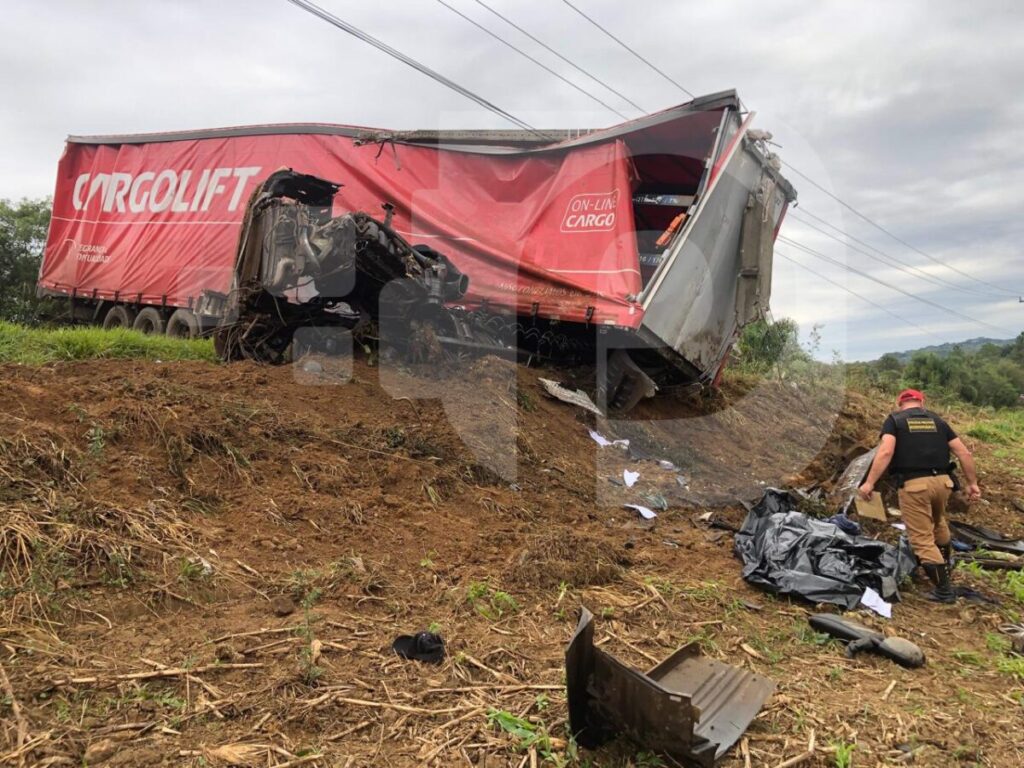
[734,490,917,610]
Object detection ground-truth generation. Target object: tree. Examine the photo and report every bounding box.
[0,198,51,323]
[735,318,803,371]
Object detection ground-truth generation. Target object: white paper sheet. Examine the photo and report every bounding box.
[624,503,657,520]
[890,522,907,531]
[623,470,640,488]
[588,429,629,449]
[860,587,892,619]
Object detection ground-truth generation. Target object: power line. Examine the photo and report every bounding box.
[778,235,1015,336]
[284,0,548,138]
[787,210,994,298]
[472,0,646,114]
[776,250,944,344]
[560,0,695,99]
[783,162,1021,296]
[432,0,628,119]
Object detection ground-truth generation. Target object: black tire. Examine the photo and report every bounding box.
[101,305,136,330]
[165,309,200,339]
[133,307,166,335]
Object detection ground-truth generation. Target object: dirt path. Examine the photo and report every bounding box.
[1,358,1021,766]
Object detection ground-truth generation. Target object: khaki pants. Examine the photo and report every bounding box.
[898,475,953,565]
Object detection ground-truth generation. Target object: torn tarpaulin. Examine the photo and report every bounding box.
[734,489,916,610]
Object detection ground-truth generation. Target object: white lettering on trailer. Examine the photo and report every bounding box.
[71,166,263,215]
[560,191,619,233]
[128,172,155,213]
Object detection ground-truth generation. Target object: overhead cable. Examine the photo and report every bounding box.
[284,0,550,138]
[472,0,646,113]
[784,162,1021,295]
[776,250,945,343]
[787,211,994,298]
[778,236,1015,336]
[432,0,629,119]
[559,0,695,98]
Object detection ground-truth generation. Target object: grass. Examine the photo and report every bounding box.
[466,580,520,620]
[0,321,217,364]
[964,409,1024,462]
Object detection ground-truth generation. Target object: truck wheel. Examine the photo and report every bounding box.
[102,305,136,330]
[133,307,166,335]
[166,309,199,339]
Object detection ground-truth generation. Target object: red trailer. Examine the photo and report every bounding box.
[39,90,794,404]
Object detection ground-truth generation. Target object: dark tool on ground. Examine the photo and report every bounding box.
[809,614,925,668]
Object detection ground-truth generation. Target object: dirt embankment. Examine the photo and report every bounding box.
[1,357,1021,767]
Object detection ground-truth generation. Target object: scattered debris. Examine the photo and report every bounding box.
[392,631,446,665]
[539,378,602,416]
[854,492,887,521]
[809,613,925,668]
[832,447,877,515]
[566,608,775,767]
[860,586,893,619]
[588,429,629,449]
[623,469,639,488]
[623,503,657,520]
[949,521,1024,556]
[734,490,915,609]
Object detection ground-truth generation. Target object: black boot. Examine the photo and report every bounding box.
[922,563,956,603]
[939,543,953,568]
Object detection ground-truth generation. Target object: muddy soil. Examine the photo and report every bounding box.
[1,357,1022,767]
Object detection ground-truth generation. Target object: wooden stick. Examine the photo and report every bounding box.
[273,755,323,768]
[334,697,474,716]
[0,661,29,756]
[773,729,816,768]
[882,679,897,700]
[49,662,262,687]
[325,720,373,742]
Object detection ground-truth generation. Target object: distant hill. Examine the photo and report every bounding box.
[882,337,1014,363]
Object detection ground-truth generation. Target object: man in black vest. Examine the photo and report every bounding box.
[858,389,981,603]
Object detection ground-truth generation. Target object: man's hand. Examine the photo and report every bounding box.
[966,483,981,502]
[858,482,874,501]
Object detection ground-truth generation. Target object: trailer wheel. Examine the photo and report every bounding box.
[133,307,166,335]
[166,309,199,339]
[102,305,136,330]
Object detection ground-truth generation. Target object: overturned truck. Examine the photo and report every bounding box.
[39,90,795,408]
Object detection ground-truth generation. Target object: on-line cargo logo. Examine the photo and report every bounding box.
[560,191,618,233]
[71,167,262,215]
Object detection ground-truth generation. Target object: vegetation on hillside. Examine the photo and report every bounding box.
[849,335,1024,408]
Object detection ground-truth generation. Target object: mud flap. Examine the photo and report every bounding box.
[566,608,774,766]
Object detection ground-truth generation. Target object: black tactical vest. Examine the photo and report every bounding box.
[889,408,951,474]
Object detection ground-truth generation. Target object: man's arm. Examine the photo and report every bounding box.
[949,437,981,501]
[858,434,895,500]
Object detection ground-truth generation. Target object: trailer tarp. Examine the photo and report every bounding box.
[42,132,643,325]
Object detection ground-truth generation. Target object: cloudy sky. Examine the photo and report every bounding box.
[3,0,1022,359]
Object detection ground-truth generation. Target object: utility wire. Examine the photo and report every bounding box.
[787,210,994,298]
[778,236,1015,336]
[284,0,549,138]
[433,0,628,119]
[784,162,1021,295]
[560,0,695,99]
[776,250,944,343]
[545,5,1012,299]
[472,0,646,114]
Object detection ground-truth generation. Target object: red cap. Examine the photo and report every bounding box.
[898,388,925,404]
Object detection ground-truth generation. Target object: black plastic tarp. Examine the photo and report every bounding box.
[734,489,916,610]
